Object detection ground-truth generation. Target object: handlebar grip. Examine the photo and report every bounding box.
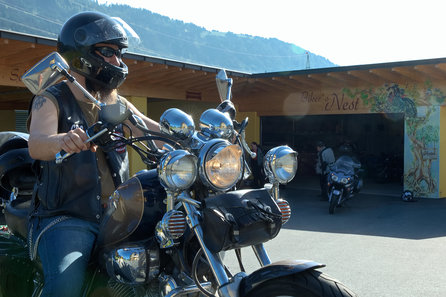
[55,150,72,164]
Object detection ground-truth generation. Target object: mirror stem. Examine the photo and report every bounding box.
[52,63,104,108]
[226,78,233,101]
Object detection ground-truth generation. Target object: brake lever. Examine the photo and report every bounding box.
[55,127,109,164]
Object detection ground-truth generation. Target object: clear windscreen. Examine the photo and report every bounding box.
[98,176,145,247]
[74,17,140,48]
[332,156,360,175]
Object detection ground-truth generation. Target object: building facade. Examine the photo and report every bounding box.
[1,30,446,198]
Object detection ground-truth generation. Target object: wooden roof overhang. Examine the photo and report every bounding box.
[2,29,446,115]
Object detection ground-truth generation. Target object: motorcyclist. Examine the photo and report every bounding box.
[335,144,362,192]
[250,141,264,188]
[316,140,335,200]
[26,11,159,297]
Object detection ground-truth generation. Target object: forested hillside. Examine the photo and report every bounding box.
[0,0,336,73]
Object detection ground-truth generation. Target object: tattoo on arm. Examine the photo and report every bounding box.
[32,96,46,111]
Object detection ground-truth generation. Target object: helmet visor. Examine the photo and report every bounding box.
[74,17,129,47]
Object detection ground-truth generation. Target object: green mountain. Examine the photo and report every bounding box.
[0,0,336,73]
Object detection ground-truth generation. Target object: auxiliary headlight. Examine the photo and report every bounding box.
[331,174,339,182]
[341,177,349,184]
[199,140,243,191]
[160,108,195,140]
[158,150,198,190]
[264,146,297,184]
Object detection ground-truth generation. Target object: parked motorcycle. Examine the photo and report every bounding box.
[327,155,362,214]
[0,52,357,297]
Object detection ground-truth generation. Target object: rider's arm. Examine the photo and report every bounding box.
[28,95,93,161]
[123,99,163,148]
[325,148,336,164]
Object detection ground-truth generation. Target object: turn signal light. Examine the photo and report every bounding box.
[166,211,187,239]
[276,199,291,225]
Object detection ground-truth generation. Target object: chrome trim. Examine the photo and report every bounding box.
[198,139,242,192]
[176,194,201,208]
[252,244,272,266]
[199,109,233,139]
[160,108,195,140]
[264,145,298,184]
[107,246,148,284]
[157,210,187,240]
[158,150,198,191]
[276,199,291,224]
[164,282,213,297]
[181,192,230,287]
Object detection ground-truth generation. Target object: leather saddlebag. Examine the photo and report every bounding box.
[202,189,282,253]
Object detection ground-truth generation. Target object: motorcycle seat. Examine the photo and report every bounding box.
[4,199,31,239]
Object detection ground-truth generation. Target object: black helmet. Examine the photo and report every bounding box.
[57,11,129,89]
[401,190,415,202]
[338,144,353,155]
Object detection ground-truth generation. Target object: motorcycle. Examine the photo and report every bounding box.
[0,52,357,297]
[327,155,362,214]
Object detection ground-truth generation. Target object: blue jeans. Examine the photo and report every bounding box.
[33,216,99,297]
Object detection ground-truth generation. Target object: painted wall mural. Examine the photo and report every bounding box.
[343,82,446,198]
[404,106,439,197]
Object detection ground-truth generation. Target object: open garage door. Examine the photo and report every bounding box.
[261,113,404,183]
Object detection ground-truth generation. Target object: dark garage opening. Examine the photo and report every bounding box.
[261,113,404,183]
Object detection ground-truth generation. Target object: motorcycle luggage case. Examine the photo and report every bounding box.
[202,188,282,253]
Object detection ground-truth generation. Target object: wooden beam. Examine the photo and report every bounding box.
[326,71,364,87]
[288,75,320,89]
[273,76,307,91]
[414,65,446,81]
[307,73,339,88]
[392,66,426,83]
[369,68,408,84]
[347,70,385,86]
[434,63,446,74]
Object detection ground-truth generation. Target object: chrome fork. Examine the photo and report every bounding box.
[179,192,244,297]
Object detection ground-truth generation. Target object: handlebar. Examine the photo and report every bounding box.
[55,127,109,164]
[235,118,256,159]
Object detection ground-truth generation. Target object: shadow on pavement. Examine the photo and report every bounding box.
[281,177,446,240]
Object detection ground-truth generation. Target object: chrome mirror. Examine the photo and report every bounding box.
[21,52,68,95]
[21,51,104,108]
[216,69,232,102]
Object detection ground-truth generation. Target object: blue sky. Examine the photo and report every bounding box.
[98,0,446,66]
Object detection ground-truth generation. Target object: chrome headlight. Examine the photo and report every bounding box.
[264,146,298,184]
[331,174,339,182]
[199,109,233,139]
[158,150,198,190]
[341,177,349,184]
[160,108,195,140]
[199,139,243,191]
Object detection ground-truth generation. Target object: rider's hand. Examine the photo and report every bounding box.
[60,128,92,154]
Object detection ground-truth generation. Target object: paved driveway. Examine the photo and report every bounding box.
[225,179,446,297]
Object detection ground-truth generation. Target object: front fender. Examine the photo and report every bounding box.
[239,259,325,296]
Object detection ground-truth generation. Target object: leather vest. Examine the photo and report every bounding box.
[31,82,129,222]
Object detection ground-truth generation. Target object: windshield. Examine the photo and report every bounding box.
[98,176,145,247]
[331,155,360,175]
